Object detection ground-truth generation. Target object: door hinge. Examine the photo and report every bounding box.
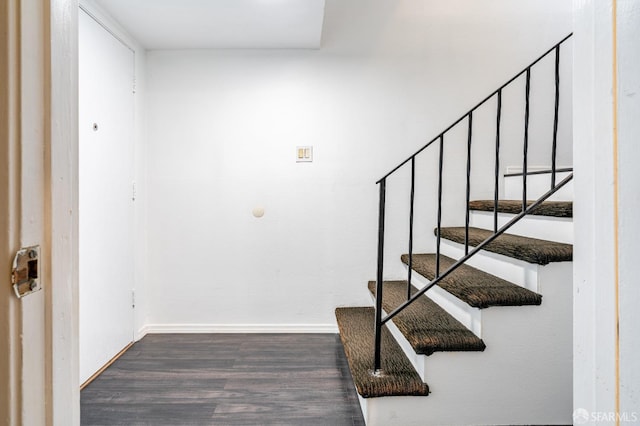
[11,246,41,298]
[132,181,137,201]
[132,289,136,308]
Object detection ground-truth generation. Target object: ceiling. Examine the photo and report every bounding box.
[92,0,326,50]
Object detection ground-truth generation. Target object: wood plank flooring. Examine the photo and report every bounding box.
[81,334,365,425]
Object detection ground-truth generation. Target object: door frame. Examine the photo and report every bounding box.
[1,0,79,424]
[0,0,24,423]
[49,0,80,424]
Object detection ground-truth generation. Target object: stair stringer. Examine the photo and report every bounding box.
[360,262,572,425]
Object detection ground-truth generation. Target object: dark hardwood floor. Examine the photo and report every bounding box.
[81,333,365,425]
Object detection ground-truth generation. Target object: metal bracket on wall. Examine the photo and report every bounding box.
[11,245,41,298]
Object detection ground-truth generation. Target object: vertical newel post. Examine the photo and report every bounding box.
[436,135,444,277]
[373,178,386,373]
[494,89,502,233]
[465,112,473,255]
[523,68,531,212]
[551,45,560,189]
[407,157,415,301]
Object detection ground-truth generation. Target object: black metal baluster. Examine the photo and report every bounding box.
[381,173,573,326]
[376,34,571,185]
[370,35,572,375]
[551,45,560,189]
[523,68,530,212]
[465,112,473,255]
[373,178,386,373]
[407,157,415,301]
[494,90,502,233]
[436,135,444,277]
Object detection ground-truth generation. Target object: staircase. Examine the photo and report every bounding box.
[335,35,574,426]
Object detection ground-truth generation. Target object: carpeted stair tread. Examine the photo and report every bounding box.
[437,227,572,265]
[469,200,572,218]
[401,253,542,308]
[335,307,429,398]
[367,281,486,355]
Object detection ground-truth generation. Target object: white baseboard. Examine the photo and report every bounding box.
[135,325,150,341]
[138,323,339,336]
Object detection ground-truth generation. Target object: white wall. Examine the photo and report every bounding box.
[573,0,640,422]
[145,0,572,330]
[617,0,640,417]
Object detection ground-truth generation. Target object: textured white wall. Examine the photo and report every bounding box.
[145,0,572,329]
[573,0,640,421]
[617,0,640,418]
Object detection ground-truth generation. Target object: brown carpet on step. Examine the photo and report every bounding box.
[469,200,572,218]
[335,307,429,398]
[401,254,542,308]
[438,227,572,265]
[367,281,485,355]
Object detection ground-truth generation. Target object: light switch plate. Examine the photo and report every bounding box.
[296,146,313,162]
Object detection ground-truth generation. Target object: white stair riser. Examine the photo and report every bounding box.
[391,262,568,381]
[504,171,573,201]
[361,262,573,425]
[469,210,573,244]
[403,264,482,337]
[440,240,540,292]
[367,290,476,383]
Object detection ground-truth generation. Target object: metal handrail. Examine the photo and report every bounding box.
[381,174,572,326]
[375,33,573,185]
[372,34,573,373]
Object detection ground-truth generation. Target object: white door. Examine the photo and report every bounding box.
[79,9,135,384]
